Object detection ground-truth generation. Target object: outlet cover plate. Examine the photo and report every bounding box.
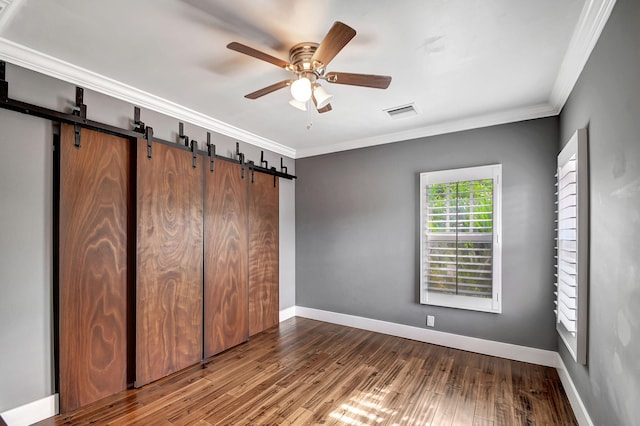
[427,315,435,327]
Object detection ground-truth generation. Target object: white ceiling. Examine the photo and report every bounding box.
[0,0,615,158]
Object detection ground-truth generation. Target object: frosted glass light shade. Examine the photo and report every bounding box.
[291,77,312,102]
[313,84,333,109]
[289,99,307,111]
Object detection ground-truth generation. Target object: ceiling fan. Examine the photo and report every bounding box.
[227,21,392,113]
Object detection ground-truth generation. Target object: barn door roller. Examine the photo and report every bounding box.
[0,61,7,101]
[72,87,87,148]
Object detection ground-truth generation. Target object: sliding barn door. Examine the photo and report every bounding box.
[203,160,249,357]
[248,172,279,336]
[135,140,204,387]
[59,125,131,413]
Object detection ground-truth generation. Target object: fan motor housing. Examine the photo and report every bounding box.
[289,42,320,73]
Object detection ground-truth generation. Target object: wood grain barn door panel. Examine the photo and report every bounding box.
[59,125,131,413]
[248,172,279,336]
[135,140,204,387]
[203,160,249,357]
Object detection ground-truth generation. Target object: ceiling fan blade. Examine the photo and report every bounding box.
[324,72,392,89]
[227,42,291,69]
[317,104,332,114]
[245,80,292,99]
[311,21,356,68]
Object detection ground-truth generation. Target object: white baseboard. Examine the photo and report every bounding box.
[0,394,58,426]
[279,305,296,322]
[556,354,594,426]
[293,306,558,367]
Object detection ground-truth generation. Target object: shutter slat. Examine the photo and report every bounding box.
[558,290,576,310]
[559,301,576,321]
[558,309,577,334]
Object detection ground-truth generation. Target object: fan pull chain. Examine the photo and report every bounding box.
[306,99,313,130]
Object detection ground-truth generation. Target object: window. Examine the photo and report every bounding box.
[420,164,502,313]
[555,129,588,364]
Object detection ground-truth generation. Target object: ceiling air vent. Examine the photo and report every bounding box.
[384,103,418,120]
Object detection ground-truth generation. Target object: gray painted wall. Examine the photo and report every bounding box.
[279,177,296,309]
[0,110,53,413]
[559,0,640,424]
[0,63,295,412]
[296,117,559,350]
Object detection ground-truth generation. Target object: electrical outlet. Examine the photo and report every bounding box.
[427,315,435,327]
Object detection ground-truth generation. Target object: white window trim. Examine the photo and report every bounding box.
[420,164,502,314]
[555,129,588,365]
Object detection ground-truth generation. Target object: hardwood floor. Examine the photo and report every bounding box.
[35,317,577,425]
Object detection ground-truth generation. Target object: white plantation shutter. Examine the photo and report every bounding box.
[555,129,588,365]
[425,180,494,297]
[556,155,578,334]
[420,164,501,313]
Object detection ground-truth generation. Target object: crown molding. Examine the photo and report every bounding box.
[550,0,617,110]
[295,103,558,158]
[0,37,296,158]
[0,0,615,159]
[298,0,617,159]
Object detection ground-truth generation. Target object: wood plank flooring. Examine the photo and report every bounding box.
[35,317,577,425]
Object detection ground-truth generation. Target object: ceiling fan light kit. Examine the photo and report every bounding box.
[290,76,312,102]
[312,84,333,109]
[227,21,392,113]
[289,98,307,111]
